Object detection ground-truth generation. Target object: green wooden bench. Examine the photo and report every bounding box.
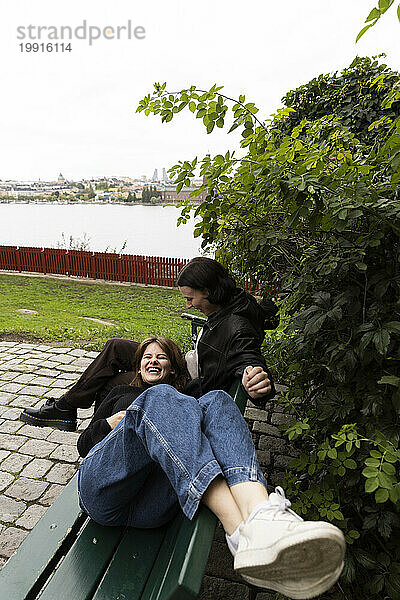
[0,315,248,600]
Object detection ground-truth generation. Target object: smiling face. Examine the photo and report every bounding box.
[178,286,221,317]
[139,342,174,385]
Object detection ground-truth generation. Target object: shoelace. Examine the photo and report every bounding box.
[247,486,303,523]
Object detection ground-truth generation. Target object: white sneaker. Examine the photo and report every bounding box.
[234,487,345,599]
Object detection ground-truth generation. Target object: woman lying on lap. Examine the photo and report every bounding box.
[77,336,345,600]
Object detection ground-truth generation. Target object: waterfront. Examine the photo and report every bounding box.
[0,203,201,258]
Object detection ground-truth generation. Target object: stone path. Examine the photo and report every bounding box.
[0,340,97,567]
[0,340,294,599]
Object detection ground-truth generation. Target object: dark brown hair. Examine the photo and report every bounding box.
[130,337,187,392]
[177,257,236,306]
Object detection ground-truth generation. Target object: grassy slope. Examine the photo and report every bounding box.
[0,274,192,351]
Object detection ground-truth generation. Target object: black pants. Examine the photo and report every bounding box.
[64,338,139,409]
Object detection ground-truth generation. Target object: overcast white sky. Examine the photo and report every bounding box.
[1,0,399,182]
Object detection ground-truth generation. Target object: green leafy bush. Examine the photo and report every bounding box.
[138,56,400,599]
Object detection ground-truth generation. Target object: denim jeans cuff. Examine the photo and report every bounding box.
[223,466,267,488]
[183,459,222,520]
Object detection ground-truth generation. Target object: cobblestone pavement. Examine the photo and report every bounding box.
[0,340,98,568]
[0,340,293,599]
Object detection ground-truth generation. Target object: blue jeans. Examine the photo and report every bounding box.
[78,384,267,528]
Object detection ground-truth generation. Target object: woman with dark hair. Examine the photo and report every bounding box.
[22,257,275,427]
[77,336,345,599]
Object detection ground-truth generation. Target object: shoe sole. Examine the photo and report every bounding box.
[20,411,77,432]
[235,525,345,584]
[241,560,344,599]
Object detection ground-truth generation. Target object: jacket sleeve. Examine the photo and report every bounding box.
[227,324,276,407]
[77,386,126,458]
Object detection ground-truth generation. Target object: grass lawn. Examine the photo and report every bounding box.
[0,273,194,351]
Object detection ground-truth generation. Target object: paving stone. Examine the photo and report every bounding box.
[1,408,21,420]
[43,389,67,399]
[18,385,49,397]
[79,408,94,419]
[16,504,48,529]
[271,412,293,426]
[86,351,99,359]
[39,483,64,506]
[30,376,55,386]
[0,383,24,394]
[11,364,39,373]
[5,477,49,501]
[244,407,269,422]
[12,373,37,384]
[35,368,62,377]
[0,449,11,462]
[0,420,24,433]
[199,576,251,600]
[0,496,27,522]
[0,471,14,491]
[57,364,80,373]
[46,463,76,484]
[0,527,29,558]
[58,371,80,380]
[70,358,92,368]
[0,342,18,347]
[258,435,289,454]
[51,378,73,389]
[0,371,20,382]
[20,457,53,478]
[252,422,281,437]
[47,430,80,445]
[46,354,75,364]
[50,444,79,463]
[0,433,27,451]
[69,349,91,357]
[18,439,57,457]
[10,395,41,408]
[78,418,92,431]
[49,347,74,354]
[0,392,16,404]
[42,361,63,370]
[256,450,271,467]
[33,345,52,351]
[24,359,43,366]
[18,424,53,439]
[1,453,33,473]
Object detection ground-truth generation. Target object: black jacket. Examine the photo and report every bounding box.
[185,289,275,405]
[77,384,145,458]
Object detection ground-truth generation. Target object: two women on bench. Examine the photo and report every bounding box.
[21,257,345,598]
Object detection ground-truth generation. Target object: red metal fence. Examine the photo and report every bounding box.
[0,246,188,288]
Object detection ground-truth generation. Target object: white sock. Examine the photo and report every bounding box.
[225,523,242,556]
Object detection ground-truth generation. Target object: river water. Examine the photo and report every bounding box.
[0,203,202,258]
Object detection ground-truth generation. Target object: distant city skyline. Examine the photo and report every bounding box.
[2,0,399,181]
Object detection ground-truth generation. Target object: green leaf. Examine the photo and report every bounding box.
[365,477,379,492]
[365,458,381,467]
[385,321,400,333]
[344,459,357,469]
[378,471,395,489]
[356,22,375,42]
[189,101,196,113]
[327,448,337,459]
[398,3,400,22]
[375,488,389,503]
[363,466,379,477]
[373,329,390,355]
[365,7,381,21]
[378,375,400,386]
[382,462,396,475]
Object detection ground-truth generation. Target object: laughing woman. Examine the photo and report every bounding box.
[77,336,345,600]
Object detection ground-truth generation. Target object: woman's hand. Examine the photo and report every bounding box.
[106,411,126,430]
[242,366,272,400]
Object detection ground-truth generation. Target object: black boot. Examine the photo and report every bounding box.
[20,398,77,432]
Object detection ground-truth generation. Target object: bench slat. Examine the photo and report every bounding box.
[91,525,166,600]
[37,518,125,600]
[0,473,84,600]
